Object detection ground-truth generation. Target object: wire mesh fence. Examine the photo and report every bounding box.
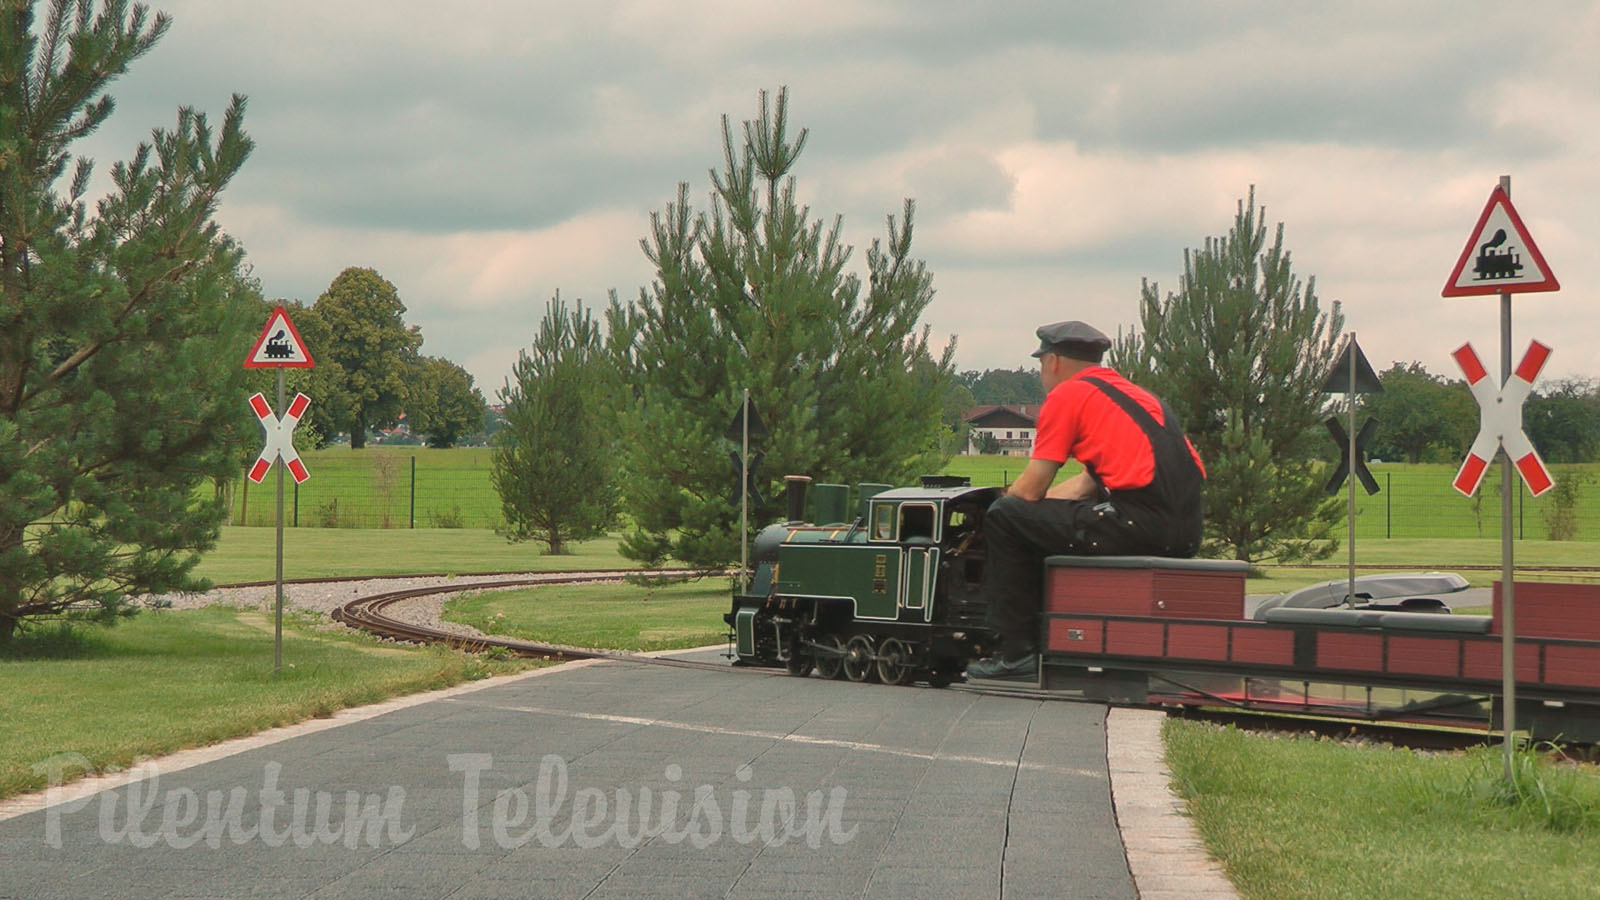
[230,452,1600,541]
[231,453,502,529]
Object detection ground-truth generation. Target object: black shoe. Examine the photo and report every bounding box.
[966,653,1037,681]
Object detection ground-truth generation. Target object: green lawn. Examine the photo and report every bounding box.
[193,526,644,585]
[441,579,732,652]
[0,607,540,799]
[1165,719,1600,898]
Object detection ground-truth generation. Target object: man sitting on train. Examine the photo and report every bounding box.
[966,320,1206,680]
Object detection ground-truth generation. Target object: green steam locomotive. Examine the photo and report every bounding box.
[725,475,1000,685]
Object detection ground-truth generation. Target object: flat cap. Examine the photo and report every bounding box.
[1031,320,1111,359]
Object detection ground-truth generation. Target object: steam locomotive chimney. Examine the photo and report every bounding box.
[784,475,812,525]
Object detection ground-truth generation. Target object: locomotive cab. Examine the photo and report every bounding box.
[726,476,1001,685]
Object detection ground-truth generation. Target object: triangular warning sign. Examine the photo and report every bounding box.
[244,306,316,368]
[1322,337,1383,394]
[724,395,767,442]
[1442,186,1560,297]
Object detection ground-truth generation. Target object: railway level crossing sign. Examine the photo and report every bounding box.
[247,392,311,484]
[1443,176,1562,779]
[242,306,316,674]
[244,306,315,368]
[1441,185,1559,297]
[1451,341,1554,497]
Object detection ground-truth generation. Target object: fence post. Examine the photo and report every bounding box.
[1386,472,1391,539]
[410,456,416,529]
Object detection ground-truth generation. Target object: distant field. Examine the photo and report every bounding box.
[225,449,1600,542]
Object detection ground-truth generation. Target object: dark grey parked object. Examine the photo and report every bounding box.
[1252,572,1470,619]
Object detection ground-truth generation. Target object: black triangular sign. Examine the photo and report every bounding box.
[1322,339,1382,394]
[724,396,768,442]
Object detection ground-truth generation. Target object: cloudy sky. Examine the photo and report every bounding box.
[77,0,1600,396]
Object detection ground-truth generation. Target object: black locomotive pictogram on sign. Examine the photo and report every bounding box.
[1442,186,1559,296]
[1473,228,1523,281]
[245,306,316,368]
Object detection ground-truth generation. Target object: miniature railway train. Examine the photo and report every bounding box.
[726,476,1600,743]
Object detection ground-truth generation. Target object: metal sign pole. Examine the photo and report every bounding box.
[1347,334,1357,607]
[740,388,750,593]
[1499,174,1517,775]
[275,367,285,675]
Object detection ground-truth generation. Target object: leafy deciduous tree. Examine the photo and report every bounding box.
[1525,378,1600,464]
[0,1,255,641]
[958,368,1044,406]
[1360,362,1475,464]
[406,356,485,449]
[311,267,421,449]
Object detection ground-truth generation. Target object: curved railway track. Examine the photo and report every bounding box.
[318,571,1539,753]
[327,569,751,674]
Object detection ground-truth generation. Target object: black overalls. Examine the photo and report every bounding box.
[981,377,1204,655]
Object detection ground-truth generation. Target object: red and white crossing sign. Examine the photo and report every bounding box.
[244,306,316,368]
[248,392,311,484]
[1451,341,1553,497]
[1442,186,1560,297]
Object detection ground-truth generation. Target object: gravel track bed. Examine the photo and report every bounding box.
[144,572,628,643]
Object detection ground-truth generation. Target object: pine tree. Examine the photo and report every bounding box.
[608,88,954,571]
[311,267,422,449]
[492,294,620,554]
[1109,188,1343,563]
[0,2,255,641]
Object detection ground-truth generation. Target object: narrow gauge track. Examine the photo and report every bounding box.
[326,574,1541,754]
[328,570,747,673]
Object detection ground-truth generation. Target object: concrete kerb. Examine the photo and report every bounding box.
[1106,707,1238,899]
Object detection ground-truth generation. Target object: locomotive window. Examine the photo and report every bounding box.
[899,503,936,541]
[872,504,896,540]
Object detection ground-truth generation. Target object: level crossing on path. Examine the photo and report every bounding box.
[0,652,1136,899]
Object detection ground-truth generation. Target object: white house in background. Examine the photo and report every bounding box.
[963,405,1041,456]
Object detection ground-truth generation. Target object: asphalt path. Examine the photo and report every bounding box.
[1,650,1135,899]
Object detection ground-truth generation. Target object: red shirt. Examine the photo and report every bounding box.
[1031,366,1205,490]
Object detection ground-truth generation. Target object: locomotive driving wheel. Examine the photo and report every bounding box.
[814,634,846,680]
[842,634,877,682]
[875,638,914,686]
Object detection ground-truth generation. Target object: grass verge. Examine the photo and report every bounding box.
[0,607,542,800]
[1164,719,1600,899]
[442,578,732,652]
[193,527,643,585]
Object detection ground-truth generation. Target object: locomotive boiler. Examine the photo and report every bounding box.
[726,475,999,686]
